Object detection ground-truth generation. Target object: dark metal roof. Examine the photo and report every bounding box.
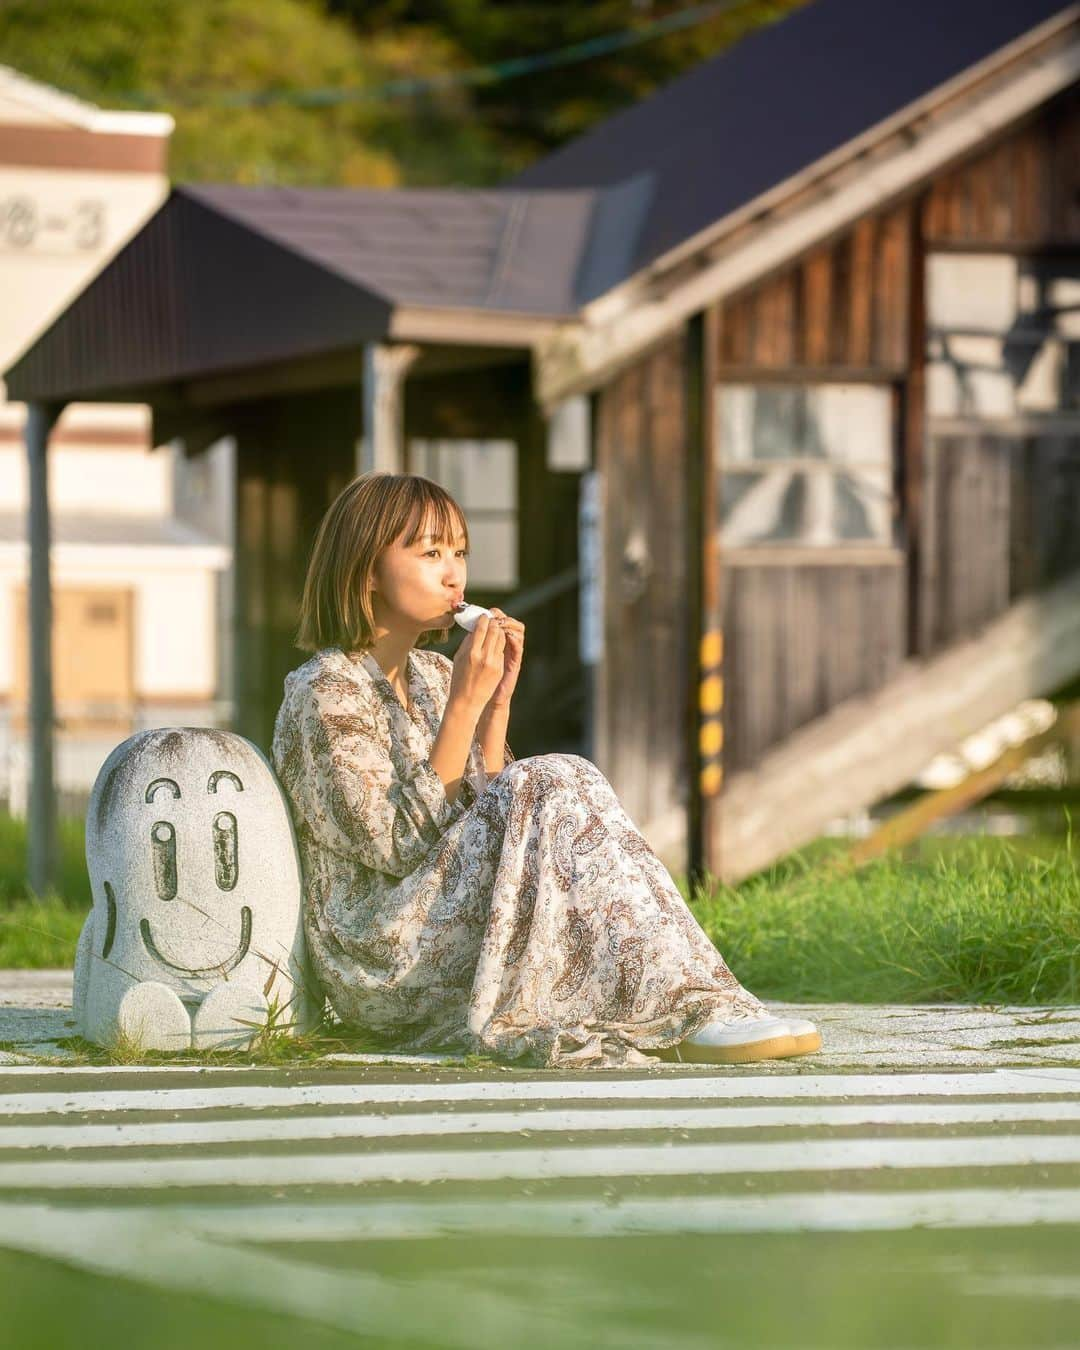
[4,180,645,402]
[183,182,602,315]
[510,0,1075,272]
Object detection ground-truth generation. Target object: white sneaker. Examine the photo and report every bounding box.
[733,1013,823,1057]
[782,1016,823,1055]
[671,1015,798,1065]
[741,1013,823,1057]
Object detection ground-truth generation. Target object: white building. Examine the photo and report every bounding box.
[0,67,233,814]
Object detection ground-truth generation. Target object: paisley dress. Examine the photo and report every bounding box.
[271,645,768,1069]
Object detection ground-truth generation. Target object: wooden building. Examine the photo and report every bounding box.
[8,0,1080,888]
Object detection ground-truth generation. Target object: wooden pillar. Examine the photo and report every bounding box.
[25,400,64,896]
[360,342,419,475]
[906,195,930,656]
[688,310,724,887]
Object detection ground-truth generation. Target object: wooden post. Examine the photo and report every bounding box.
[25,400,64,896]
[688,310,724,888]
[360,342,420,476]
[905,196,929,656]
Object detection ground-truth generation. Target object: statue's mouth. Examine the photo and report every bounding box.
[140,906,253,978]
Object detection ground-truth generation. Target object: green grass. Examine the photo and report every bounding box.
[687,830,1080,1006]
[2,811,1079,1006]
[0,811,89,968]
[0,812,90,909]
[0,897,85,969]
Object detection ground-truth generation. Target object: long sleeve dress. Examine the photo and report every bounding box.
[270,644,769,1069]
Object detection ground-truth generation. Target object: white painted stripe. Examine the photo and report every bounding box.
[76,1186,1080,1240]
[4,1133,1080,1189]
[6,1098,1080,1151]
[3,1069,1079,1117]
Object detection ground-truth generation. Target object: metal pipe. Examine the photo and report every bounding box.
[26,400,63,896]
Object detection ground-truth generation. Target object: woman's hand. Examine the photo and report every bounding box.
[448,613,507,713]
[483,607,525,708]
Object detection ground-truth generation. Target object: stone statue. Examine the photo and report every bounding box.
[74,727,320,1051]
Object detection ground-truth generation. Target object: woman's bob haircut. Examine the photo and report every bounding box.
[296,472,469,654]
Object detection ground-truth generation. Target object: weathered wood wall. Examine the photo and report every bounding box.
[704,89,1080,772]
[922,88,1080,249]
[919,431,1080,651]
[595,331,691,861]
[917,88,1080,651]
[718,203,913,373]
[708,201,914,772]
[720,558,907,773]
[1010,434,1080,596]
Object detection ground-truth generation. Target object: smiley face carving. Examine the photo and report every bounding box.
[74,728,319,1051]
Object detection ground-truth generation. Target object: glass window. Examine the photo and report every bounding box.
[715,384,894,547]
[926,253,1080,417]
[408,439,518,588]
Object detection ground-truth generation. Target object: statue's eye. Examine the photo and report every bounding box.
[213,811,238,891]
[151,821,177,901]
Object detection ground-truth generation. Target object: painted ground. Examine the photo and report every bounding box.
[2,972,1079,1347]
[3,1055,1080,1349]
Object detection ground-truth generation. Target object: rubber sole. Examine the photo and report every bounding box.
[658,1032,799,1065]
[792,1030,823,1055]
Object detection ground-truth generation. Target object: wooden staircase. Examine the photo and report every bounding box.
[715,571,1080,883]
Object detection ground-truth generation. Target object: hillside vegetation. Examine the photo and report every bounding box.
[0,0,805,185]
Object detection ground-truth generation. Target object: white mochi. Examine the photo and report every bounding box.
[453,603,492,633]
[75,727,320,1053]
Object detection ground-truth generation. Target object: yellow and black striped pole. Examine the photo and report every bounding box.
[698,627,724,799]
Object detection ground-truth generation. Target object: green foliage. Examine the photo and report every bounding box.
[1,0,427,184]
[0,0,807,185]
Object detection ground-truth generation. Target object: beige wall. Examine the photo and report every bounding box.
[0,551,225,702]
[0,404,173,514]
[0,70,231,719]
[0,74,172,380]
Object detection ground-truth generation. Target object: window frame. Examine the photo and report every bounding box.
[713,376,902,557]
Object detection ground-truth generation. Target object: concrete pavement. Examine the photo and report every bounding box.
[1,968,1077,1070]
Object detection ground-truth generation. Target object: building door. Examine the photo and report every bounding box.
[13,586,135,732]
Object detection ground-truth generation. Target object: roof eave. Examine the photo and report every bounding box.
[390,305,568,347]
[534,13,1080,409]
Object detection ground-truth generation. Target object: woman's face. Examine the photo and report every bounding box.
[371,514,469,635]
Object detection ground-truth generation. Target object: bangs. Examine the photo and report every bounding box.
[401,484,469,550]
